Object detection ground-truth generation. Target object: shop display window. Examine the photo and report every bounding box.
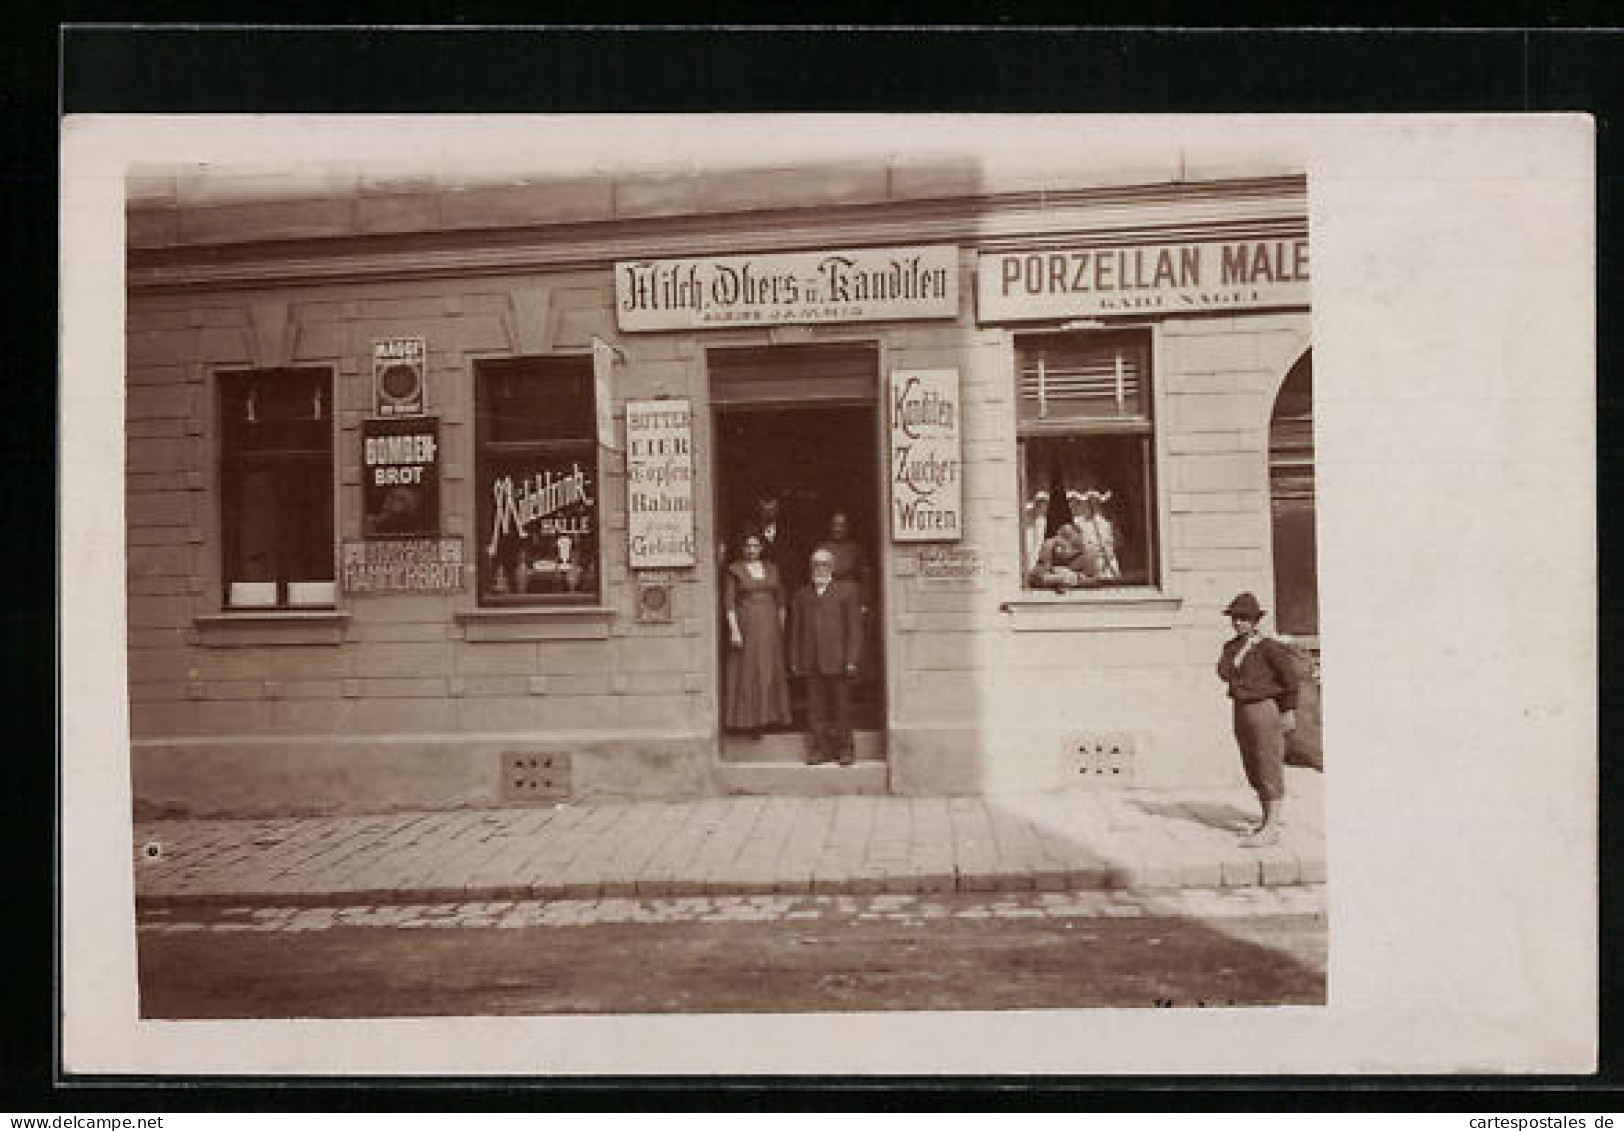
[218,367,336,608]
[475,356,602,605]
[1015,330,1158,590]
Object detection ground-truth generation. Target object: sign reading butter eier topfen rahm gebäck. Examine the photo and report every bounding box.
[625,398,696,569]
[889,368,962,543]
[616,245,959,331]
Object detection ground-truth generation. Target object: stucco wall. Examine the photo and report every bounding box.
[126,173,1312,813]
[126,272,719,813]
[885,308,1312,795]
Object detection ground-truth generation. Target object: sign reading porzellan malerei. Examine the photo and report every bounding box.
[616,245,958,331]
[889,368,962,543]
[977,237,1310,320]
[625,398,696,568]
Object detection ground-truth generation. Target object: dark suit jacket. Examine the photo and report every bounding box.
[1216,633,1302,711]
[790,579,862,675]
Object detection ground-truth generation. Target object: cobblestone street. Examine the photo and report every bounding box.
[137,886,1327,1017]
[139,884,1327,933]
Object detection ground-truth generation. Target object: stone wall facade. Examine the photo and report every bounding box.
[126,167,1312,815]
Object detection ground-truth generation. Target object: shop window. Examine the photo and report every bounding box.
[218,367,336,608]
[475,356,601,605]
[1016,330,1158,590]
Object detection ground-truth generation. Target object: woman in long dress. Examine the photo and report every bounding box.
[724,531,793,735]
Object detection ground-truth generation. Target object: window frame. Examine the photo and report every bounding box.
[473,354,605,609]
[215,365,337,611]
[1013,325,1163,595]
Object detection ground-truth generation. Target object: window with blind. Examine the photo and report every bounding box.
[475,356,602,605]
[1016,330,1158,591]
[218,367,336,609]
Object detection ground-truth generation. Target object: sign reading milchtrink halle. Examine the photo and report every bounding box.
[625,398,696,568]
[889,368,962,543]
[616,245,959,331]
[977,238,1310,321]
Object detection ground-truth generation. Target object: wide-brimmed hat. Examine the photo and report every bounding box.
[1222,592,1265,619]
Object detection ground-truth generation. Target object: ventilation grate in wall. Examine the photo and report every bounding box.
[501,751,571,803]
[1065,733,1138,786]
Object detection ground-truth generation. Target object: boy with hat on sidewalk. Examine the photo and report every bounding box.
[1216,591,1302,847]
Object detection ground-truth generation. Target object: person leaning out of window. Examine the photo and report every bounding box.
[1026,490,1122,591]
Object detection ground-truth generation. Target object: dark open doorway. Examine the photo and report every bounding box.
[1269,351,1317,647]
[710,344,885,763]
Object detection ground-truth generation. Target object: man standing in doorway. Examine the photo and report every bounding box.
[789,548,863,766]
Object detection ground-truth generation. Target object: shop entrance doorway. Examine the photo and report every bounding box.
[710,344,885,764]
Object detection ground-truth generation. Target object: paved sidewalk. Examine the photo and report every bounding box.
[133,768,1324,909]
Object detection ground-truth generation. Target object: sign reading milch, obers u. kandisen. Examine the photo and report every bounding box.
[889,368,962,543]
[615,245,959,331]
[625,398,696,569]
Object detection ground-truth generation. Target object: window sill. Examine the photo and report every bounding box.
[1000,590,1182,632]
[195,610,350,647]
[456,605,615,641]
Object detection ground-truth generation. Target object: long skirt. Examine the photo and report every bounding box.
[725,595,792,729]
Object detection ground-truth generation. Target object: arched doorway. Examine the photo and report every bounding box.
[1269,351,1318,650]
[1269,350,1321,768]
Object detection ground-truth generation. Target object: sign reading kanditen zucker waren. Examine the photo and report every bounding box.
[977,237,1310,320]
[889,368,962,543]
[625,398,696,569]
[342,537,464,594]
[615,245,959,331]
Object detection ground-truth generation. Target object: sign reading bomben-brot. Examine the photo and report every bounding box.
[625,398,696,568]
[362,417,440,538]
[616,245,959,331]
[889,368,962,543]
[977,238,1310,320]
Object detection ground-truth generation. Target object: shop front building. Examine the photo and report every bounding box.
[125,163,1316,815]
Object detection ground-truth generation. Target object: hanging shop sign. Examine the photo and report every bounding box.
[625,398,696,569]
[590,337,621,451]
[372,336,426,417]
[976,237,1310,321]
[481,456,599,597]
[889,368,962,543]
[362,417,440,538]
[341,537,465,594]
[616,244,959,331]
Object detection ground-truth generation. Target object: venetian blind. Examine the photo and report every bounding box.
[1016,332,1150,425]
